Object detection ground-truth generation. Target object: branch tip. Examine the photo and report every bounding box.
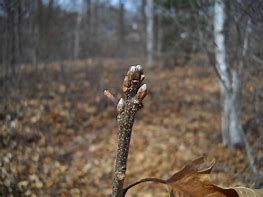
[104,89,118,105]
[110,65,147,197]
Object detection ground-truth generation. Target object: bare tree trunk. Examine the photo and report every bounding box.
[28,0,38,67]
[3,0,21,79]
[73,0,84,59]
[90,2,98,55]
[146,0,154,67]
[214,0,243,148]
[84,0,91,56]
[118,0,125,45]
[73,14,82,59]
[214,0,231,146]
[141,0,147,56]
[156,13,162,57]
[219,84,231,146]
[14,0,21,67]
[229,70,243,147]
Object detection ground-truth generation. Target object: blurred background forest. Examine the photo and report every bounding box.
[0,0,262,196]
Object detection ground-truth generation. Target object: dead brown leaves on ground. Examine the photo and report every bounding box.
[0,60,262,196]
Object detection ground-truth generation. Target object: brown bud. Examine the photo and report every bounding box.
[136,64,143,74]
[129,65,136,73]
[140,74,145,81]
[137,84,147,101]
[127,71,132,81]
[122,85,128,93]
[117,98,125,113]
[128,65,141,80]
[133,70,141,80]
[123,76,130,87]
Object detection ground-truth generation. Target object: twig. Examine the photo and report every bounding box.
[104,90,118,105]
[122,177,166,196]
[241,130,260,176]
[104,65,147,197]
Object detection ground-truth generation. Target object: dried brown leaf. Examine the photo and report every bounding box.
[233,187,263,197]
[123,157,263,197]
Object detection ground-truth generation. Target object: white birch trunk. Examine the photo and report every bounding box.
[219,84,231,146]
[214,0,230,90]
[229,70,243,147]
[146,0,154,67]
[214,0,243,147]
[214,0,230,146]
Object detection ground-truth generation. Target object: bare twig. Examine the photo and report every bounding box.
[104,65,147,197]
[104,90,118,105]
[241,130,261,177]
[122,177,166,196]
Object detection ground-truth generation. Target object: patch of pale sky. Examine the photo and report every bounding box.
[57,0,137,12]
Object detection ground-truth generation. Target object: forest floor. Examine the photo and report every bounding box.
[0,58,262,196]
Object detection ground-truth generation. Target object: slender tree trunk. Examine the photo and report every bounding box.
[90,2,98,55]
[146,0,154,67]
[36,0,43,63]
[3,4,9,78]
[118,0,125,45]
[214,0,231,146]
[14,0,21,65]
[214,0,243,148]
[73,13,82,59]
[28,0,38,67]
[73,0,84,59]
[156,13,162,57]
[3,0,21,78]
[84,0,91,56]
[141,0,147,56]
[229,70,243,146]
[219,84,231,146]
